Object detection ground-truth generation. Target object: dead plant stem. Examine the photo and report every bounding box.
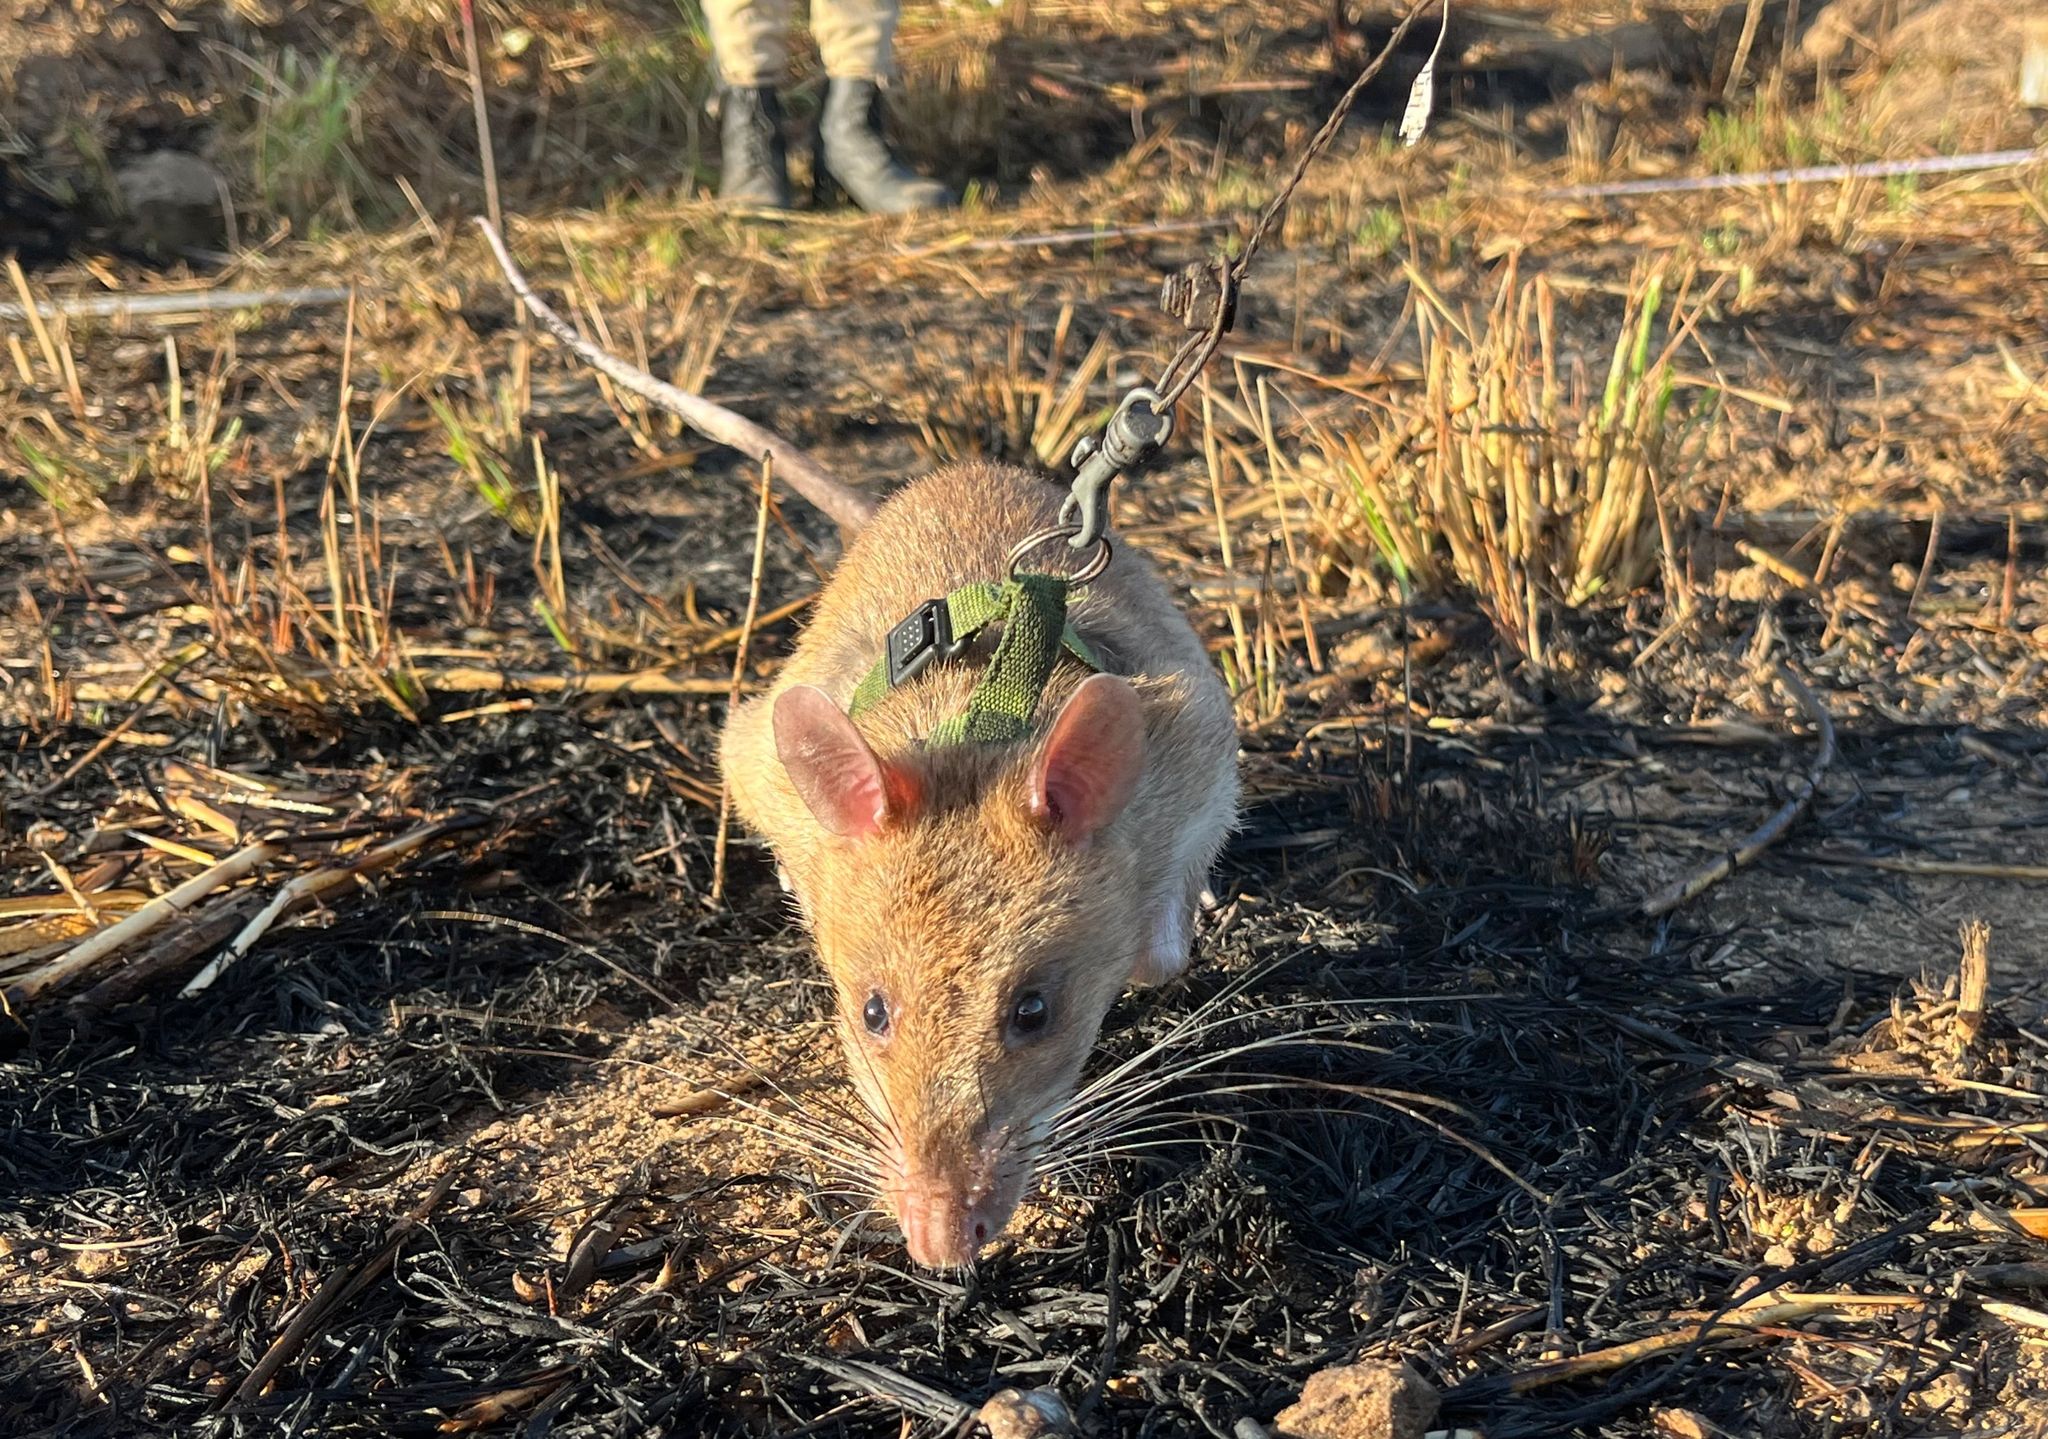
[710,456,775,908]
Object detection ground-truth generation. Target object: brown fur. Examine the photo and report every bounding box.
[722,461,1239,1266]
[485,243,1234,1264]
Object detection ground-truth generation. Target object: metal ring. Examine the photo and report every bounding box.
[1007,525,1112,583]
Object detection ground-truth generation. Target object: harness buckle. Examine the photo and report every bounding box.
[886,597,965,689]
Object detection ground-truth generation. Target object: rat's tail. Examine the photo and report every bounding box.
[475,219,877,537]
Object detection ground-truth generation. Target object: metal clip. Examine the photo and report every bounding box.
[1060,387,1173,550]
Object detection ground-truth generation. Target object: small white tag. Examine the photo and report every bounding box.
[1400,2,1452,147]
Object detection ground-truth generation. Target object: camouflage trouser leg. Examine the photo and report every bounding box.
[704,0,899,85]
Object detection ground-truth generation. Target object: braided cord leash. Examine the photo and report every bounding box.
[1063,0,1440,552]
[856,3,1442,746]
[1160,0,1436,407]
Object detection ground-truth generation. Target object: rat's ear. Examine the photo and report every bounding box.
[1028,674,1145,844]
[774,685,917,838]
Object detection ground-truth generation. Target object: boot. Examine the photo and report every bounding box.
[718,86,791,209]
[814,77,953,214]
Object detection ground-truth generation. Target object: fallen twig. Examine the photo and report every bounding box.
[893,217,1232,261]
[1642,660,1835,919]
[475,218,870,532]
[32,700,161,798]
[73,895,267,1010]
[8,842,282,1005]
[799,1355,973,1425]
[69,666,742,705]
[0,286,352,323]
[413,666,742,698]
[1450,1294,1923,1398]
[438,1368,578,1432]
[1734,541,1816,592]
[180,813,488,997]
[648,1070,769,1119]
[710,457,774,908]
[1803,853,2048,884]
[1541,147,2041,201]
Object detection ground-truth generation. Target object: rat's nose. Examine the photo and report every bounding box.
[893,1183,1001,1269]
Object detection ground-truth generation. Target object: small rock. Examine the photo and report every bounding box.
[1272,1360,1440,1439]
[978,1387,1075,1439]
[114,150,227,259]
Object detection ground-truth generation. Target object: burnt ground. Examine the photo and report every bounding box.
[7,0,2048,1435]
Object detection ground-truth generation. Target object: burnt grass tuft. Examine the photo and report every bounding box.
[8,0,2048,1432]
[6,691,2041,1435]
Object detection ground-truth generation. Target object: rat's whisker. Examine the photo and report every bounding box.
[678,1029,886,1146]
[1055,996,1427,1122]
[706,1101,883,1175]
[1046,1066,1466,1164]
[1069,1073,1541,1204]
[1050,1027,1397,1143]
[1059,961,1302,1107]
[723,1127,880,1187]
[840,1026,909,1160]
[1053,1068,1429,1153]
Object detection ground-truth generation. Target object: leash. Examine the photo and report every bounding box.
[867,2,1441,745]
[1057,0,1440,567]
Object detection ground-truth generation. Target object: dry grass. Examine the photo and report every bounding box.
[1,291,245,508]
[910,304,1116,469]
[8,6,2048,1434]
[1285,260,1717,663]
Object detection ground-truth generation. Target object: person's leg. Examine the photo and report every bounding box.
[810,0,893,82]
[705,0,794,206]
[810,0,952,213]
[706,0,792,87]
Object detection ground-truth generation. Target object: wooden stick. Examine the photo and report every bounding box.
[1734,541,1816,592]
[1642,661,1836,918]
[1957,920,1991,1047]
[6,255,83,420]
[1723,0,1767,101]
[2001,507,2023,630]
[0,286,351,323]
[892,217,1233,261]
[458,0,502,238]
[7,843,282,1005]
[1906,506,1943,619]
[1470,1295,1922,1397]
[73,895,265,1010]
[1540,147,2043,201]
[1984,1299,2048,1334]
[33,699,158,797]
[474,219,871,534]
[179,815,484,997]
[1806,854,2048,883]
[686,592,814,658]
[647,1070,769,1119]
[71,666,741,705]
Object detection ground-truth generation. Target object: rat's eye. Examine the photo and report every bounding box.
[1008,991,1050,1041]
[861,993,891,1037]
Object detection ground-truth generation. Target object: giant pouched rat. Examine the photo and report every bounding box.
[482,225,1239,1268]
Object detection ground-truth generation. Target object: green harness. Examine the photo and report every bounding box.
[847,574,1101,746]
